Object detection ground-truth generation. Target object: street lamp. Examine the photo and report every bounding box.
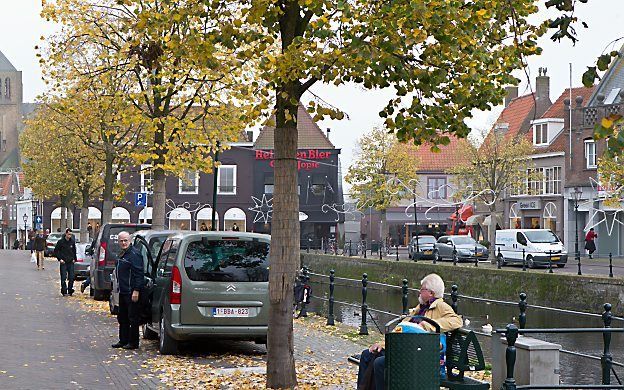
[412,186,420,262]
[572,186,583,275]
[22,213,28,249]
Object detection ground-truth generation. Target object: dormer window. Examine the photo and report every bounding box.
[494,122,509,134]
[534,123,548,145]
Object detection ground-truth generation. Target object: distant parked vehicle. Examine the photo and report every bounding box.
[74,243,91,279]
[45,233,63,257]
[86,223,151,301]
[433,235,488,263]
[407,235,437,260]
[495,229,567,268]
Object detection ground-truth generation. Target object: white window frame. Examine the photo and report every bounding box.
[533,123,548,145]
[178,170,199,194]
[140,164,153,194]
[217,165,237,195]
[426,177,447,199]
[584,140,597,169]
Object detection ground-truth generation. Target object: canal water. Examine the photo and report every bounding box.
[307,279,623,385]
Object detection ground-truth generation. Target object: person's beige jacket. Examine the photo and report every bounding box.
[404,298,463,333]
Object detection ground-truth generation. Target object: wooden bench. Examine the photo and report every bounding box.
[348,327,489,389]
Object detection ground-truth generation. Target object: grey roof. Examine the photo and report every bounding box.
[587,43,624,106]
[0,50,16,72]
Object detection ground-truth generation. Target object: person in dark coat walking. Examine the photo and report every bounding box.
[111,231,145,350]
[53,228,77,296]
[585,228,598,259]
[34,230,46,270]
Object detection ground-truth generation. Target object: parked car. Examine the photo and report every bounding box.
[433,235,489,263]
[109,230,180,316]
[140,231,270,354]
[45,233,63,257]
[495,229,567,268]
[87,223,151,301]
[407,235,437,260]
[74,243,91,279]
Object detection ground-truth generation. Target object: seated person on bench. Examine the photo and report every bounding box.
[357,273,462,390]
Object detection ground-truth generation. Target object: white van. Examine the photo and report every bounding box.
[495,229,567,268]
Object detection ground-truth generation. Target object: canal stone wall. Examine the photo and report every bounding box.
[301,254,624,314]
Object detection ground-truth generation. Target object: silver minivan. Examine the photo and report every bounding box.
[142,231,270,354]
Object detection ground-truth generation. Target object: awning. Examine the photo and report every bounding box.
[449,204,474,221]
[465,215,485,225]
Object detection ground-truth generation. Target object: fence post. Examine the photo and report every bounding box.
[299,266,309,317]
[601,303,613,385]
[502,324,519,390]
[497,247,502,269]
[327,270,335,326]
[522,249,526,272]
[548,250,553,273]
[577,250,582,275]
[401,279,409,315]
[609,253,613,278]
[395,245,399,261]
[363,240,367,259]
[451,284,459,314]
[359,273,369,335]
[518,293,527,329]
[379,244,382,260]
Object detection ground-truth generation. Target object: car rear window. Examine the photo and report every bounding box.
[414,237,436,244]
[183,239,270,282]
[106,226,149,259]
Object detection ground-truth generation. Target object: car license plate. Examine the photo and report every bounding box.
[552,256,560,261]
[424,250,432,255]
[212,307,250,317]
[475,253,482,257]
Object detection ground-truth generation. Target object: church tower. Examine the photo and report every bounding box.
[0,50,23,168]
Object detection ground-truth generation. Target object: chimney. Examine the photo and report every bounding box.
[504,86,518,107]
[535,67,551,116]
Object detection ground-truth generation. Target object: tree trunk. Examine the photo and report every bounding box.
[102,200,113,225]
[151,167,166,230]
[79,190,89,244]
[266,87,299,389]
[60,197,68,231]
[488,208,498,263]
[101,149,115,224]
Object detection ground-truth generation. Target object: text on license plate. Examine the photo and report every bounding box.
[552,257,560,261]
[424,250,432,254]
[212,307,250,317]
[475,253,482,256]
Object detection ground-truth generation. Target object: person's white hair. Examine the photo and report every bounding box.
[420,273,445,298]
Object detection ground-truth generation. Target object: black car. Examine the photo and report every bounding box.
[407,235,437,260]
[87,223,151,300]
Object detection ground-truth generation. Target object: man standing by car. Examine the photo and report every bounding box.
[111,231,144,350]
[54,228,77,296]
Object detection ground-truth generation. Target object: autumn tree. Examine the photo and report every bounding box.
[41,0,257,230]
[448,131,536,260]
[21,100,104,238]
[346,127,420,237]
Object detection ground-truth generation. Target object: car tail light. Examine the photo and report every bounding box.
[170,266,182,304]
[98,242,107,266]
[76,257,83,263]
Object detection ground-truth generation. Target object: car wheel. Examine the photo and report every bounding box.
[433,250,440,262]
[526,255,536,269]
[556,263,566,268]
[142,324,158,340]
[159,314,178,355]
[93,288,108,301]
[108,294,119,315]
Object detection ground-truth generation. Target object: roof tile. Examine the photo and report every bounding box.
[254,105,335,149]
[409,137,471,172]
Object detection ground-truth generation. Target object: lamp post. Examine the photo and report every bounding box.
[22,213,28,249]
[572,187,583,275]
[412,187,420,261]
[211,141,221,231]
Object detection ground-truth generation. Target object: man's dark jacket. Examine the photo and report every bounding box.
[54,236,77,263]
[115,245,144,295]
[34,234,46,251]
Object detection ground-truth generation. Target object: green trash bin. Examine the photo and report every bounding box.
[371,242,379,253]
[384,317,441,390]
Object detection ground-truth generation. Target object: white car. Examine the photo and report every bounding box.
[495,229,567,268]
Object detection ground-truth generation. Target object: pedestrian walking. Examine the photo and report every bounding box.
[34,230,46,270]
[94,222,100,238]
[53,228,77,296]
[199,222,208,231]
[111,231,144,350]
[585,228,598,259]
[87,222,93,239]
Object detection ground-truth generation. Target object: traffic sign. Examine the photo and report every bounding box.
[135,193,147,207]
[35,215,43,225]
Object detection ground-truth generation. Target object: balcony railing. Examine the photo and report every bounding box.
[582,102,624,128]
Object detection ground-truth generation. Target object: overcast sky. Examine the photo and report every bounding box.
[1,1,623,191]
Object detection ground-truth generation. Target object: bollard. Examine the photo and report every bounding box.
[359,273,369,335]
[326,270,335,326]
[395,245,399,261]
[348,240,352,257]
[379,244,382,260]
[363,240,367,259]
[299,267,309,317]
[401,279,409,315]
[474,245,478,267]
[324,239,328,254]
[602,303,613,385]
[548,251,553,273]
[453,250,458,266]
[503,324,519,390]
[518,293,527,329]
[433,248,438,264]
[609,253,613,278]
[451,285,459,314]
[577,250,582,276]
[522,249,526,272]
[497,247,502,269]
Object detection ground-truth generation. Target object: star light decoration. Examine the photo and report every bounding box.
[581,177,624,236]
[165,199,212,221]
[321,199,372,222]
[248,194,273,224]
